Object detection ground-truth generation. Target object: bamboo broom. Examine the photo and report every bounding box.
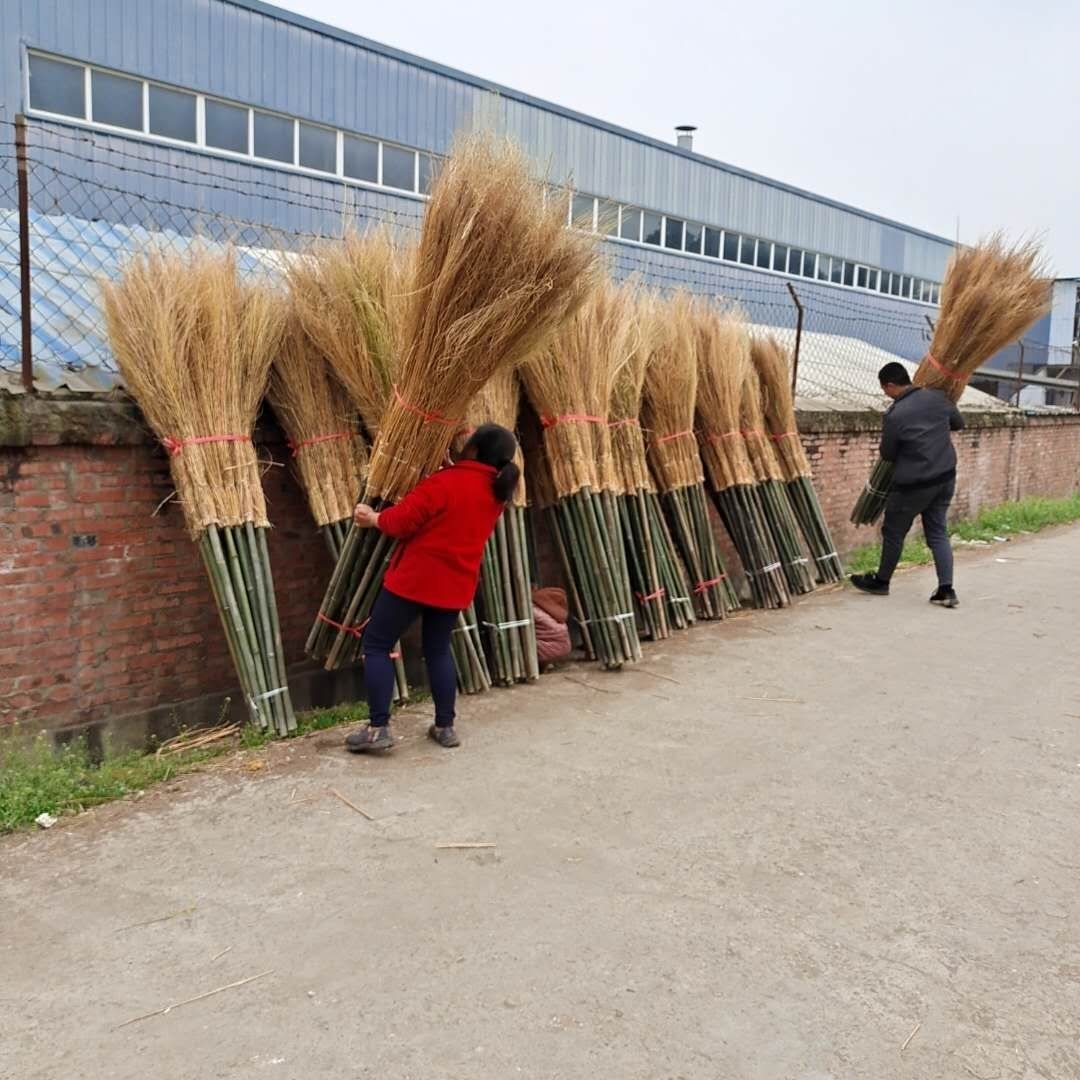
[738,351,815,596]
[458,369,540,686]
[286,230,413,696]
[642,292,737,621]
[695,305,790,609]
[610,290,695,636]
[521,281,642,668]
[101,248,296,735]
[749,334,843,583]
[310,135,598,670]
[852,235,1051,525]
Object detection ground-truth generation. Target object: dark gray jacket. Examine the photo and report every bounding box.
[880,386,964,489]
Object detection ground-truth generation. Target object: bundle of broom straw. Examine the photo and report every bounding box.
[738,353,815,596]
[749,334,843,583]
[457,368,539,686]
[101,247,296,735]
[287,229,414,695]
[695,305,789,609]
[309,135,598,670]
[852,235,1051,524]
[642,292,737,621]
[521,280,642,668]
[610,290,695,637]
[268,307,368,561]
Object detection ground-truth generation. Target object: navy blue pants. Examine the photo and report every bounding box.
[363,587,459,728]
[879,477,955,587]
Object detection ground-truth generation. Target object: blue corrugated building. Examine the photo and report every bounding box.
[0,0,1024,398]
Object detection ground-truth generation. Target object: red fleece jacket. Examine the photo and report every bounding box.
[378,460,504,610]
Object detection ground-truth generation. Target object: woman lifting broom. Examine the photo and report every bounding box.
[344,423,520,753]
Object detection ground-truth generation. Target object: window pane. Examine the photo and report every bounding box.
[253,111,293,162]
[571,194,595,229]
[643,212,662,245]
[856,266,869,289]
[620,207,642,242]
[900,274,912,298]
[343,134,378,182]
[889,273,902,296]
[29,54,86,118]
[931,284,940,304]
[772,244,788,273]
[419,153,442,194]
[664,217,684,250]
[831,259,844,284]
[703,226,721,259]
[684,221,703,254]
[842,262,855,287]
[756,241,771,269]
[383,145,416,190]
[299,122,336,173]
[817,255,830,281]
[597,199,618,236]
[722,231,739,261]
[802,254,817,279]
[91,70,142,130]
[879,271,890,293]
[788,249,804,275]
[205,99,248,153]
[148,85,196,142]
[867,268,879,291]
[739,236,756,265]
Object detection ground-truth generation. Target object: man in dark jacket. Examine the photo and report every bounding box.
[851,362,964,607]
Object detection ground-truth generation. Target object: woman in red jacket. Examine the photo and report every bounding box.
[345,424,520,754]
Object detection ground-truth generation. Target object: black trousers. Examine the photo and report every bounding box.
[878,476,955,587]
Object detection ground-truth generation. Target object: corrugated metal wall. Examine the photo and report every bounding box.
[2,0,954,279]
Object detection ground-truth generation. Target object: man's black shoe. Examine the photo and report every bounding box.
[850,572,890,596]
[930,586,959,609]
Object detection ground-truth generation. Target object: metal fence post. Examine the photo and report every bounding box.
[15,114,33,393]
[786,282,803,395]
[1013,342,1025,407]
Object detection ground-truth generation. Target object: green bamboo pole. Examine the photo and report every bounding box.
[254,524,295,733]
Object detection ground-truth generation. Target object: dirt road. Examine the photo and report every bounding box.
[3,529,1079,1079]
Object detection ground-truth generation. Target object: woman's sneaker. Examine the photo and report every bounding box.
[345,724,395,753]
[428,724,460,748]
[930,586,959,609]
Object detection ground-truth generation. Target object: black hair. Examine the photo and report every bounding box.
[878,361,912,387]
[464,423,520,503]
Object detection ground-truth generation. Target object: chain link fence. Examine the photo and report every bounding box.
[2,115,1076,410]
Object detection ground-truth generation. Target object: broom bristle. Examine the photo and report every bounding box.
[922,234,1051,401]
[462,367,527,506]
[694,304,757,491]
[286,228,405,439]
[367,134,599,501]
[101,247,282,536]
[749,334,812,480]
[268,306,368,527]
[610,288,655,495]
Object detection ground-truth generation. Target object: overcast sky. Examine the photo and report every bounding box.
[277,0,1076,274]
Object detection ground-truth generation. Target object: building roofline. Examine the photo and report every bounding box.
[226,0,956,249]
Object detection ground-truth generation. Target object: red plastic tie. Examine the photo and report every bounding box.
[392,384,461,427]
[289,431,356,456]
[923,352,963,384]
[706,430,740,444]
[317,612,370,640]
[540,413,605,428]
[608,418,640,429]
[161,434,250,456]
[741,429,767,439]
[693,574,727,593]
[635,587,666,602]
[654,429,693,445]
[770,431,799,442]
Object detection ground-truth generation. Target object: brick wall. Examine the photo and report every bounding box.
[2,399,1079,744]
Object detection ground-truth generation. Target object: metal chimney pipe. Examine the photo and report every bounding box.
[675,124,697,151]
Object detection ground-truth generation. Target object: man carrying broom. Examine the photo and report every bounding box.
[850,362,963,608]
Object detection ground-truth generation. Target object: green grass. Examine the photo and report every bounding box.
[845,492,1080,576]
[0,699,373,835]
